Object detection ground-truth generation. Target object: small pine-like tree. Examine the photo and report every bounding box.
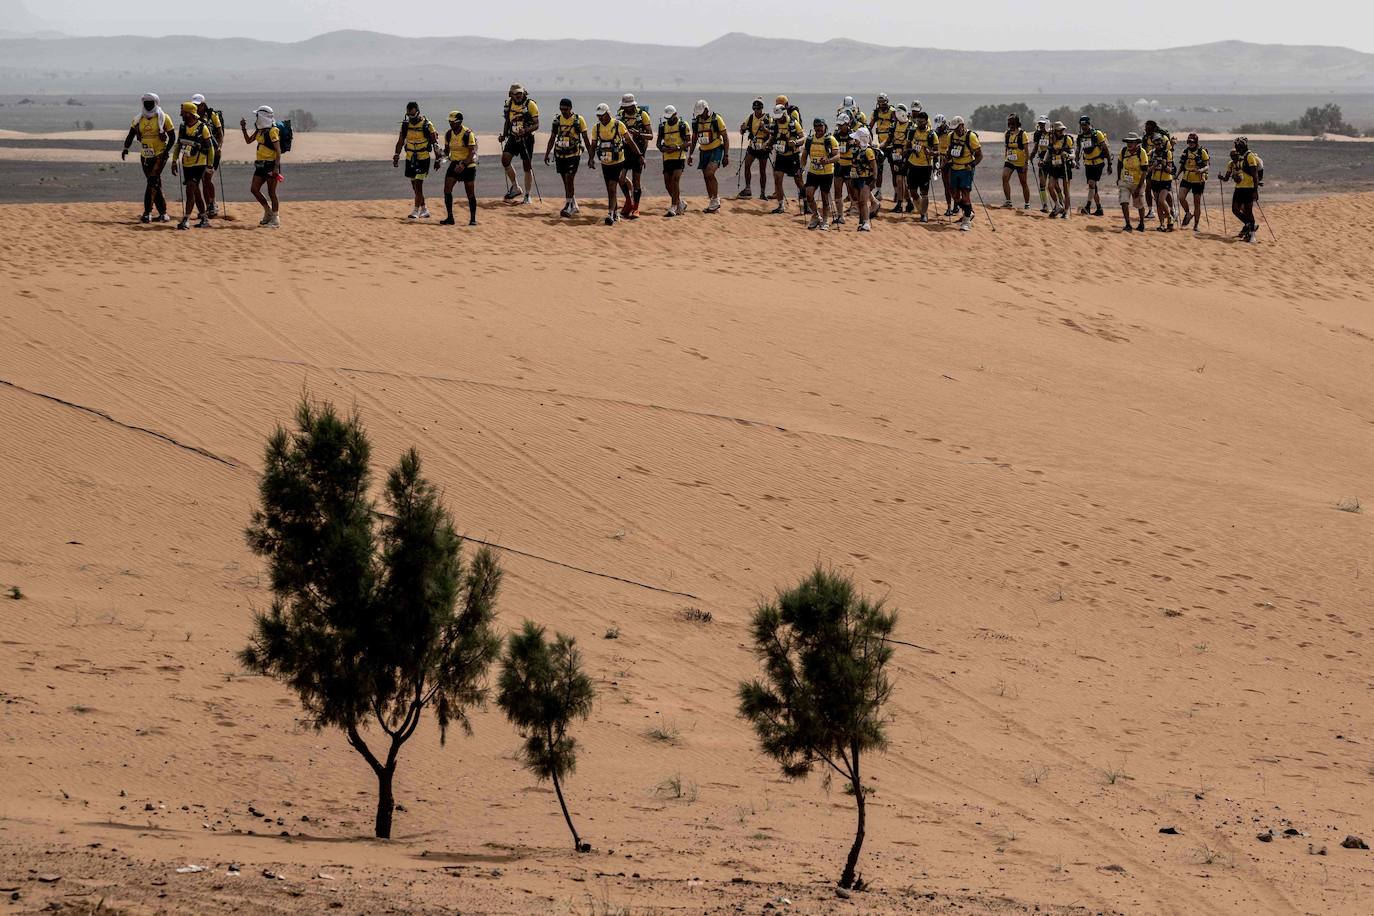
[738,567,897,890]
[240,398,502,839]
[497,621,596,851]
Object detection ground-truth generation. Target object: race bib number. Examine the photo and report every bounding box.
[949,143,964,158]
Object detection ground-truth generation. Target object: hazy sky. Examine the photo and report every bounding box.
[15,0,1374,52]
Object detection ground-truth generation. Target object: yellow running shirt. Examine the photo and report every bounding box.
[132,112,175,158]
[806,135,839,175]
[1004,127,1029,167]
[694,113,728,151]
[255,126,281,161]
[1118,147,1149,185]
[659,118,691,161]
[947,130,980,170]
[592,119,628,165]
[551,113,586,158]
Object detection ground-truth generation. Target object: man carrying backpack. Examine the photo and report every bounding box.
[1075,115,1110,216]
[545,98,591,218]
[688,100,729,213]
[500,84,540,204]
[442,111,480,226]
[191,94,224,217]
[739,98,772,200]
[657,105,691,217]
[1221,137,1262,243]
[393,101,439,220]
[170,101,216,230]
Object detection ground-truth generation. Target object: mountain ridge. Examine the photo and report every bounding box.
[1,30,1371,93]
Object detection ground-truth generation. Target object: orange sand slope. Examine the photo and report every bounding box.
[1,197,1372,914]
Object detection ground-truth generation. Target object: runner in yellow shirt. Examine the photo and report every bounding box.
[869,93,898,206]
[944,116,983,231]
[617,93,653,216]
[933,114,954,216]
[170,101,217,230]
[500,84,540,204]
[589,103,640,226]
[688,100,729,213]
[442,110,480,226]
[739,98,773,200]
[801,117,841,230]
[1075,115,1111,217]
[1221,137,1262,243]
[904,110,938,223]
[1115,132,1149,232]
[241,105,282,228]
[1001,113,1031,209]
[1175,132,1210,232]
[767,103,806,215]
[120,93,176,222]
[392,101,439,219]
[657,105,692,217]
[545,99,592,219]
[1044,121,1075,219]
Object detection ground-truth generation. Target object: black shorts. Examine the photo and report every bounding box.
[554,156,580,176]
[1232,187,1256,204]
[907,165,932,193]
[253,160,278,180]
[805,172,833,191]
[747,147,771,162]
[182,165,206,184]
[404,157,432,180]
[836,164,851,180]
[1085,163,1105,182]
[663,158,685,174]
[851,176,872,188]
[773,153,799,177]
[877,147,894,163]
[1180,180,1205,194]
[1149,179,1173,193]
[1003,162,1026,173]
[503,134,535,160]
[446,162,477,182]
[623,147,644,171]
[601,162,625,182]
[889,157,907,177]
[1045,164,1069,180]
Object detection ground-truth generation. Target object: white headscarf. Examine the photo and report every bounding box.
[139,92,164,124]
[254,106,275,130]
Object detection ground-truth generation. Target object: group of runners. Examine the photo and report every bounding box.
[122,92,286,228]
[120,86,1269,243]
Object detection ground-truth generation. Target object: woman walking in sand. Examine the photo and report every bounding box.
[241,106,282,228]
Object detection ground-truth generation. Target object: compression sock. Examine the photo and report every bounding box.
[444,192,454,220]
[468,197,477,222]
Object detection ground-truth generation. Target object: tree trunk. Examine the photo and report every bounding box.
[839,746,865,889]
[375,763,396,839]
[551,769,583,851]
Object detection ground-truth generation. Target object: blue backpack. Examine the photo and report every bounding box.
[275,119,294,154]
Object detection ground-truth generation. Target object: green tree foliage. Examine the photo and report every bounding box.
[497,622,596,851]
[970,101,1037,132]
[240,398,502,839]
[738,567,897,890]
[287,108,318,132]
[1240,103,1356,137]
[1046,100,1139,141]
[1298,103,1355,136]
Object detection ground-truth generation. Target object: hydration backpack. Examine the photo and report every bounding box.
[276,119,294,154]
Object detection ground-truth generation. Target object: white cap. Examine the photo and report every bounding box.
[693,100,708,117]
[772,104,787,119]
[663,104,677,117]
[951,115,966,128]
[854,127,872,146]
[836,111,852,126]
[620,93,635,106]
[190,93,205,105]
[595,103,611,116]
[911,100,922,112]
[895,105,910,124]
[933,113,947,125]
[877,92,889,102]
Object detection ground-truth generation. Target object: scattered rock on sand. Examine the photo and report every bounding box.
[1341,835,1369,850]
[1159,826,1180,835]
[1257,831,1274,843]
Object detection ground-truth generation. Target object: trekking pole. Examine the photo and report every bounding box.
[531,167,542,203]
[1254,198,1278,243]
[1199,187,1210,231]
[1219,181,1227,235]
[736,136,745,190]
[971,177,997,233]
[217,162,228,220]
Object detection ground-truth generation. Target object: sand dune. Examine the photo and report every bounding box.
[1,194,1372,913]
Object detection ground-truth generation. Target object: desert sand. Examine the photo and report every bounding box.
[1,195,1372,914]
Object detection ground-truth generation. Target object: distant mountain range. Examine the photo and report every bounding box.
[2,30,1372,94]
